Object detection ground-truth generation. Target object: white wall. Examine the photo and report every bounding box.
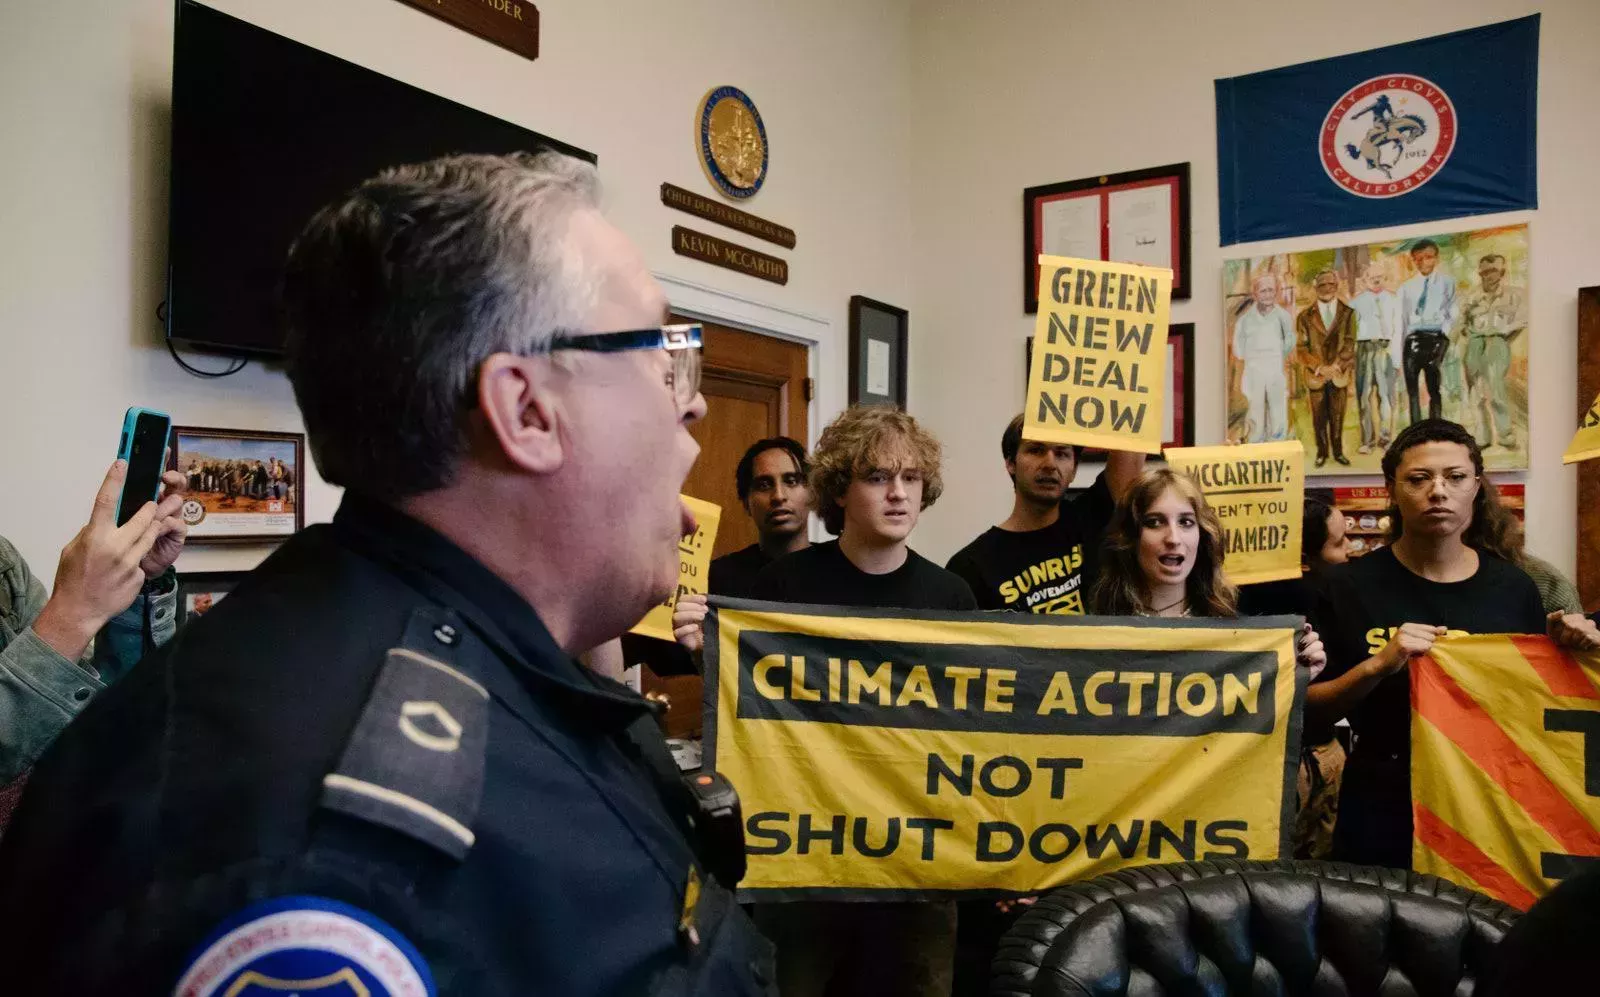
[908,0,1600,574]
[5,0,1593,588]
[0,0,914,586]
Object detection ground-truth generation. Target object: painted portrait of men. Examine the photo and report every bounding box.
[1224,224,1529,475]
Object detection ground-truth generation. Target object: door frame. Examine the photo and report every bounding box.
[656,271,837,543]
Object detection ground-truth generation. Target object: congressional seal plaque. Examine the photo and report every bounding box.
[697,86,768,200]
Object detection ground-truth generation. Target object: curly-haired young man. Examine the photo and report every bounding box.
[745,406,973,997]
[748,406,974,612]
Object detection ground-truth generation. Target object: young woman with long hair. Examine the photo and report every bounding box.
[1311,419,1600,869]
[1092,468,1238,618]
[1090,467,1326,665]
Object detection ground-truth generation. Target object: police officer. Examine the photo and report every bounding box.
[0,152,775,996]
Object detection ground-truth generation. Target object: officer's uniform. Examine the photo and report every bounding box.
[0,495,775,996]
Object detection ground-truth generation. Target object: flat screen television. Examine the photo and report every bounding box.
[166,1,593,356]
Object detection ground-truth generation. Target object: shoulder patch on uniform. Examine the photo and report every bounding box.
[321,609,489,860]
[174,895,435,997]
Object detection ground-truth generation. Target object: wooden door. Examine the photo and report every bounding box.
[642,318,809,740]
[680,318,810,557]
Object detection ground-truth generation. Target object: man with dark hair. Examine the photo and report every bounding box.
[1400,238,1457,424]
[713,436,814,596]
[669,436,813,657]
[945,414,1144,615]
[0,153,773,995]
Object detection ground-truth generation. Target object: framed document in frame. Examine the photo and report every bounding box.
[1026,322,1194,457]
[1023,163,1191,313]
[849,296,908,408]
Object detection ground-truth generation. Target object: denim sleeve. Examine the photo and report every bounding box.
[0,539,104,783]
[0,629,103,783]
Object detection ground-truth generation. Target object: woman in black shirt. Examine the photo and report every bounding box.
[1313,420,1600,869]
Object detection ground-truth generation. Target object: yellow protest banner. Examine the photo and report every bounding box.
[704,602,1302,899]
[1025,255,1172,454]
[630,495,722,642]
[1163,441,1305,585]
[1562,390,1600,464]
[1411,636,1600,909]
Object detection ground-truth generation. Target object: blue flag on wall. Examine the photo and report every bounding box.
[1215,16,1538,245]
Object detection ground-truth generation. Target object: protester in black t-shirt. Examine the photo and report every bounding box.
[946,414,1143,615]
[744,405,973,997]
[667,437,816,658]
[1238,494,1350,858]
[708,436,815,598]
[1312,420,1600,870]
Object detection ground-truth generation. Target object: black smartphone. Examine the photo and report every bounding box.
[116,408,173,526]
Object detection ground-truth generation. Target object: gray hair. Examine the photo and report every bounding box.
[1312,268,1339,283]
[282,151,601,498]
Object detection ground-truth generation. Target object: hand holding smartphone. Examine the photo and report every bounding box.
[116,407,174,526]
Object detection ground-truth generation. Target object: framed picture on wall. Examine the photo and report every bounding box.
[1025,322,1194,457]
[849,295,908,408]
[175,570,246,627]
[1222,223,1530,474]
[1023,162,1191,313]
[168,427,304,545]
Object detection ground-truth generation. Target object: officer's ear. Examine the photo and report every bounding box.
[476,352,566,475]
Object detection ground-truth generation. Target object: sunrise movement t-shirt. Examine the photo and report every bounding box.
[748,540,977,612]
[1314,545,1545,869]
[944,473,1115,615]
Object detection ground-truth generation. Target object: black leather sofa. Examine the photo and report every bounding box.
[991,859,1521,996]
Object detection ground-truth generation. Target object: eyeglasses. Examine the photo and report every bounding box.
[1397,470,1479,494]
[550,323,704,408]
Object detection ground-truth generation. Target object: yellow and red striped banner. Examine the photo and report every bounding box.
[1411,636,1600,909]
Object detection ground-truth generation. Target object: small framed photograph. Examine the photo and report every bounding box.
[849,295,909,408]
[176,570,245,627]
[1023,162,1191,313]
[168,427,304,545]
[1025,322,1195,457]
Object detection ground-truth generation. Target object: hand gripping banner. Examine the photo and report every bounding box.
[703,600,1305,901]
[1411,636,1600,909]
